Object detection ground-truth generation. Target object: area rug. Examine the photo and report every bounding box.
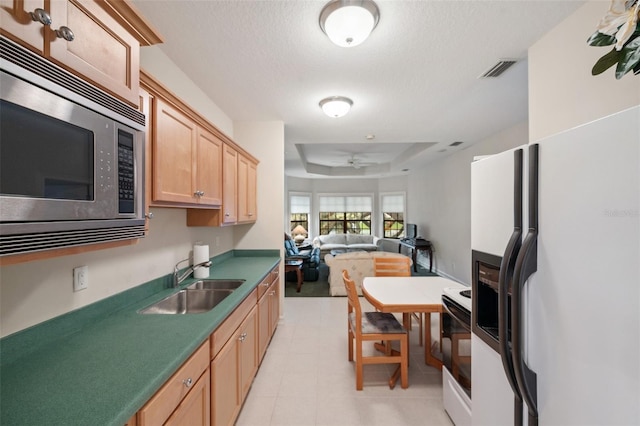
[284,262,438,297]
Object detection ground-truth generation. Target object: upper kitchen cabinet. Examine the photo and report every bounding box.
[187,144,258,227]
[151,98,222,207]
[237,153,257,224]
[0,0,162,106]
[141,71,258,221]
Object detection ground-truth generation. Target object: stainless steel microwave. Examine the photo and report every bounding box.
[0,37,146,257]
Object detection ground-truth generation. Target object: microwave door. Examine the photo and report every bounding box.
[0,72,119,222]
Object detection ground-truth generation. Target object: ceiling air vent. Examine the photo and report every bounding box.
[479,59,517,78]
[449,141,463,147]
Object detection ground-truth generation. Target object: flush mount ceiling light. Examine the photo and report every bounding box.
[319,0,380,48]
[319,96,353,118]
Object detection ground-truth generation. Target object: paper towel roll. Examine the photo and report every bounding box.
[193,243,210,279]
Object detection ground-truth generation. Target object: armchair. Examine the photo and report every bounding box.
[284,233,320,281]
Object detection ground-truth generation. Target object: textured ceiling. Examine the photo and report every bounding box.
[132,0,587,178]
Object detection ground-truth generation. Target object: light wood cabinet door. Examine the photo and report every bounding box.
[211,305,258,426]
[238,307,258,402]
[237,154,257,223]
[138,341,209,426]
[221,143,238,224]
[258,267,279,362]
[196,127,223,206]
[211,330,240,426]
[257,289,270,362]
[0,0,46,53]
[47,0,140,106]
[269,271,280,336]
[165,372,210,426]
[153,98,198,204]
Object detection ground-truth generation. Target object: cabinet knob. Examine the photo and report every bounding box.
[29,8,52,25]
[194,190,205,197]
[145,212,154,219]
[55,26,75,42]
[225,213,230,217]
[182,378,193,388]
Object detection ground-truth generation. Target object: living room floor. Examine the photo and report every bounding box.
[236,296,454,426]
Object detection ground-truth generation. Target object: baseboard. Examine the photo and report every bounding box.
[417,259,466,285]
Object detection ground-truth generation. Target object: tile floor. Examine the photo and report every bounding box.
[236,297,454,426]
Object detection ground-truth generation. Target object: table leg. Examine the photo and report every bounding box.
[295,267,303,292]
[424,313,443,370]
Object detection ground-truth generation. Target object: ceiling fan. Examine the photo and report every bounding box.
[345,155,376,169]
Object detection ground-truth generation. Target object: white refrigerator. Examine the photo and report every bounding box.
[470,105,639,426]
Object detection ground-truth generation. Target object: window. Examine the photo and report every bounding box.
[319,195,372,235]
[289,194,310,234]
[381,193,405,238]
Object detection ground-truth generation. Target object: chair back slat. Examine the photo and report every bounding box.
[342,270,361,327]
[373,256,411,277]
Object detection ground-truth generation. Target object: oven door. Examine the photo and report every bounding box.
[442,295,472,395]
[442,295,472,426]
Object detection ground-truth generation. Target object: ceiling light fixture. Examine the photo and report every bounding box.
[319,0,380,48]
[319,96,353,118]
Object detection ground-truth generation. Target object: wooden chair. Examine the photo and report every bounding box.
[373,256,424,346]
[342,269,408,390]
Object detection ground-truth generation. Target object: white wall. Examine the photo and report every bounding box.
[233,120,285,251]
[529,1,640,141]
[408,122,528,284]
[0,48,283,337]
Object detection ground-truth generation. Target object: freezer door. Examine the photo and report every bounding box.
[528,106,640,425]
[471,145,527,257]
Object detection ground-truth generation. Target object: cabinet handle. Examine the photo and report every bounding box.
[29,8,52,25]
[182,378,193,388]
[248,213,253,216]
[55,26,75,42]
[225,213,230,217]
[270,291,276,296]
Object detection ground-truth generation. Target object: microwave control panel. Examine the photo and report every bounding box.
[117,129,135,214]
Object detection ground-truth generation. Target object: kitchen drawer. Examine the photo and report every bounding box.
[211,288,258,357]
[138,339,209,425]
[257,274,271,299]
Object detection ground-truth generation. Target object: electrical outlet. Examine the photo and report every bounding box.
[73,266,88,292]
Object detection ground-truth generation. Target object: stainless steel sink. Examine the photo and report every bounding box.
[185,279,245,291]
[139,289,233,314]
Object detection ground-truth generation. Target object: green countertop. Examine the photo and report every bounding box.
[0,250,280,426]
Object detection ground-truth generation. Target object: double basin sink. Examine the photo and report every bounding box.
[139,279,245,315]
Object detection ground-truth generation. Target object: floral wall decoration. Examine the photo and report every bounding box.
[588,0,640,79]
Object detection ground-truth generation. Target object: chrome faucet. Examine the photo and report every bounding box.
[173,258,212,288]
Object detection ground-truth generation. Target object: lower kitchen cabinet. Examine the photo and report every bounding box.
[137,340,210,426]
[165,373,210,426]
[212,305,258,426]
[258,267,280,362]
[133,265,280,426]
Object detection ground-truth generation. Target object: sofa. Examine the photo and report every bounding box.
[284,234,320,281]
[324,251,412,296]
[312,233,381,258]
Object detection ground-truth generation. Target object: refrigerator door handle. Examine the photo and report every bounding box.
[498,149,524,426]
[511,144,539,426]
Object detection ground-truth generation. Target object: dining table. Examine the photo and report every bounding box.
[361,275,466,371]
